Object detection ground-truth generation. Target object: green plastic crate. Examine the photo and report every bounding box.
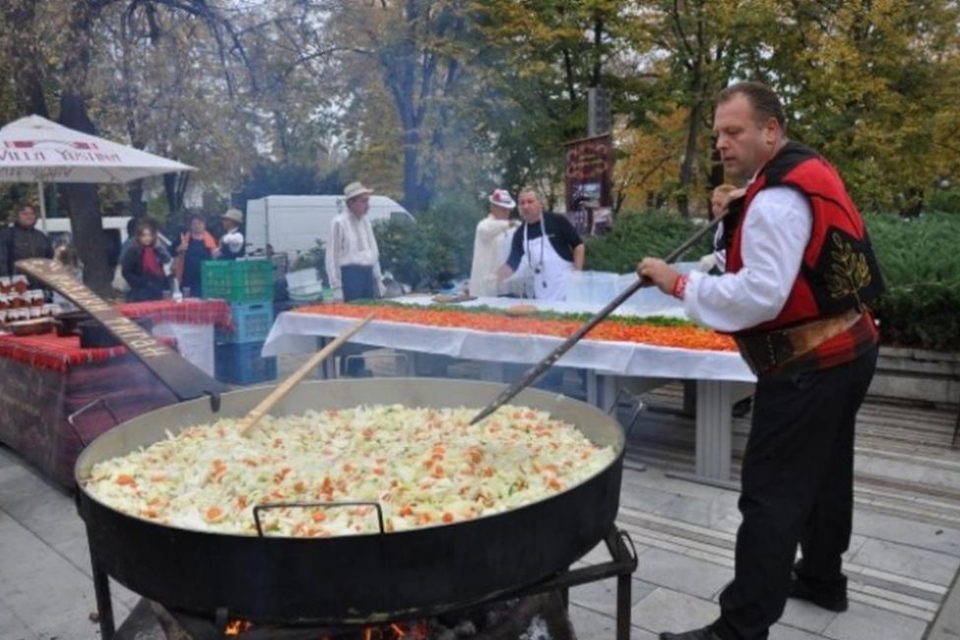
[201,260,274,302]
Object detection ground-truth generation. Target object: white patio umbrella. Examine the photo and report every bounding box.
[0,115,194,231]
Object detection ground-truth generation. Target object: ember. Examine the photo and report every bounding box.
[224,618,253,635]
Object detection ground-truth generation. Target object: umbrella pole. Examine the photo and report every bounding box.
[37,180,48,233]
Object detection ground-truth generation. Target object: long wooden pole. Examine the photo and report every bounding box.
[469,217,723,425]
[238,315,374,437]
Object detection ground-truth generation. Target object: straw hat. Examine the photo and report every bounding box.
[344,182,374,201]
[221,208,243,224]
[488,189,516,209]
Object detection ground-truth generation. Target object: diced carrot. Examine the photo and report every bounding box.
[206,507,223,521]
[417,512,433,524]
[293,481,306,493]
[237,496,248,509]
[372,468,385,476]
[483,467,494,478]
[116,474,136,486]
[442,512,454,523]
[548,479,563,490]
[140,509,158,519]
[362,427,375,439]
[432,465,444,478]
[343,463,355,473]
[312,510,327,523]
[399,504,414,517]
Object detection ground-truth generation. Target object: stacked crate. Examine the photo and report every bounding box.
[202,260,277,385]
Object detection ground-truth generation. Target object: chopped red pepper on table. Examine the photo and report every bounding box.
[297,302,736,352]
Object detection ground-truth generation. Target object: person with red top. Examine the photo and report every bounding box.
[640,82,884,640]
[122,221,171,302]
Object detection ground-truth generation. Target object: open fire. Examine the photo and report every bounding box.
[220,617,463,639]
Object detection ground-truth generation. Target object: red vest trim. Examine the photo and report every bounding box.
[725,142,884,334]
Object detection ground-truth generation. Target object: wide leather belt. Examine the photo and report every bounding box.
[735,309,862,375]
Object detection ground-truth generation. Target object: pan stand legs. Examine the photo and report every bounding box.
[616,570,632,640]
[604,528,638,640]
[90,547,116,640]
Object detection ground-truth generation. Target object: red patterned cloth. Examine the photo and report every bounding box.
[118,298,234,331]
[0,333,177,373]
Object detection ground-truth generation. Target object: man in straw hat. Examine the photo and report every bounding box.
[218,208,245,261]
[468,188,520,297]
[325,181,384,302]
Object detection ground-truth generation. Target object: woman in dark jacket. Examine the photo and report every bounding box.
[122,222,170,302]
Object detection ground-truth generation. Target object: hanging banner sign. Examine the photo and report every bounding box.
[564,134,613,235]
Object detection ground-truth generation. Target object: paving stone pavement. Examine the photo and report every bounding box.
[1,384,959,640]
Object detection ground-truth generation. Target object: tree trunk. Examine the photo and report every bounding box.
[4,1,49,117]
[58,92,112,295]
[402,125,424,212]
[127,180,147,217]
[678,94,704,218]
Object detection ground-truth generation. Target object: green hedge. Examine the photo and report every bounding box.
[867,213,960,351]
[584,210,712,273]
[374,195,484,290]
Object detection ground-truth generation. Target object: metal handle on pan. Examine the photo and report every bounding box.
[608,388,645,438]
[252,500,386,537]
[66,397,119,449]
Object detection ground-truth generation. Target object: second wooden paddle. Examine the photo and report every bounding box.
[238,314,374,437]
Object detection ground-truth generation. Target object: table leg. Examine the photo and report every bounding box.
[316,337,336,379]
[585,371,618,413]
[668,379,739,490]
[480,361,507,383]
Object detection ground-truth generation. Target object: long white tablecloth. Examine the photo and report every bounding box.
[262,297,755,382]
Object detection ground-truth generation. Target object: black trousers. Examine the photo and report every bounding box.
[341,265,375,302]
[339,265,375,376]
[714,345,878,640]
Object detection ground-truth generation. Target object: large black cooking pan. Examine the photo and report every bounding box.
[75,378,625,625]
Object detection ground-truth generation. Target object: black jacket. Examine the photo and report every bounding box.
[122,244,170,302]
[0,225,54,276]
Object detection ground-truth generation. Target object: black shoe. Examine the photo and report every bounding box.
[660,626,723,640]
[789,576,848,612]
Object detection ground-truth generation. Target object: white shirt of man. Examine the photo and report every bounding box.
[684,186,812,333]
[469,216,517,297]
[325,212,384,296]
[221,230,244,253]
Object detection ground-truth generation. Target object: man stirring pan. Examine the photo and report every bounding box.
[496,187,584,301]
[640,82,884,640]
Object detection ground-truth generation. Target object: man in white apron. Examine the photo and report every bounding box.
[496,188,584,301]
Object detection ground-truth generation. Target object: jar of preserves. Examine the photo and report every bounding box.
[0,277,11,294]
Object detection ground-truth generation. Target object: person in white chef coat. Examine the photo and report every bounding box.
[468,188,521,297]
[495,188,584,301]
[325,182,385,302]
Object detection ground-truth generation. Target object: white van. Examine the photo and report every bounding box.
[244,195,414,257]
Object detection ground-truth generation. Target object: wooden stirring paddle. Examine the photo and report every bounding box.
[238,314,374,437]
